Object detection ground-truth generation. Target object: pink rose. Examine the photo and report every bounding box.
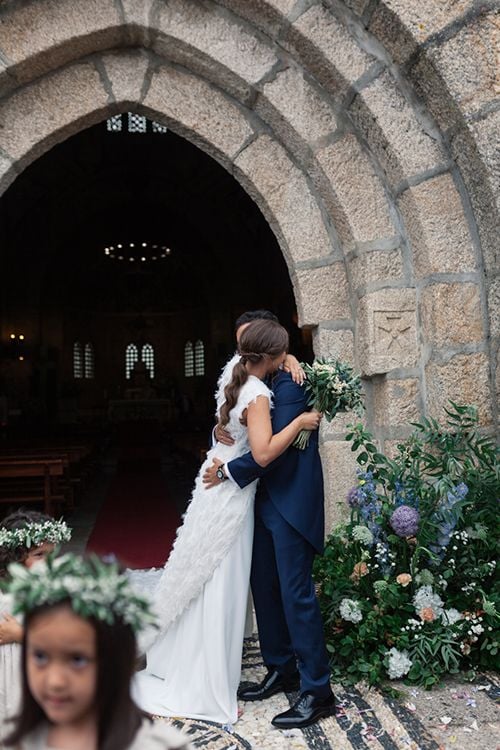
[350,562,368,581]
[419,607,436,622]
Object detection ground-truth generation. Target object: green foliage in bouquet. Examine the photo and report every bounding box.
[314,402,499,688]
[294,358,364,449]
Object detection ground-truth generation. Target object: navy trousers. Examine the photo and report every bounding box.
[250,489,331,697]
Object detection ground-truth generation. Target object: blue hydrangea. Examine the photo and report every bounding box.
[428,482,469,563]
[394,479,418,510]
[346,471,381,521]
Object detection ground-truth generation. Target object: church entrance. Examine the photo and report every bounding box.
[0,113,311,563]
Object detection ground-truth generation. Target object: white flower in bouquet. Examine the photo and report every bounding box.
[339,597,363,623]
[352,525,374,546]
[441,608,463,626]
[386,647,412,679]
[294,357,364,449]
[413,585,444,617]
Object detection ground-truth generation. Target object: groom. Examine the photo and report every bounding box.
[203,314,335,729]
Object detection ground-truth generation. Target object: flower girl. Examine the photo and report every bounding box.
[0,510,72,739]
[2,552,192,750]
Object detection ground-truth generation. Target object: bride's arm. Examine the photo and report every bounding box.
[246,395,321,467]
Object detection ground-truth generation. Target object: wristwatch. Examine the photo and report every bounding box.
[216,464,227,482]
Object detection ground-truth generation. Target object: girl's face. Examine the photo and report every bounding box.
[24,542,55,569]
[26,605,97,731]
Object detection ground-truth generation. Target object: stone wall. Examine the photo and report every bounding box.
[0,0,497,527]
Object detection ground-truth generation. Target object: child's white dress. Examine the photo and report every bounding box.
[17,718,193,749]
[0,592,22,744]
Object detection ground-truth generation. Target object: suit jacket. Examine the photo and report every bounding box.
[227,370,325,553]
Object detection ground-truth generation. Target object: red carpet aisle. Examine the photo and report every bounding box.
[86,423,181,569]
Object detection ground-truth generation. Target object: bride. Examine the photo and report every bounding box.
[131,319,321,725]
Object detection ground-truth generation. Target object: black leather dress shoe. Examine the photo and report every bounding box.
[271,691,336,728]
[238,669,300,701]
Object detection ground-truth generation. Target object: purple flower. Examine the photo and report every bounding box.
[390,505,420,537]
[347,486,359,508]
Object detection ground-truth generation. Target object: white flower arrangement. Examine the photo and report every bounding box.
[339,597,363,623]
[441,608,463,626]
[386,647,412,679]
[412,585,444,617]
[0,519,72,549]
[351,525,374,546]
[6,553,157,633]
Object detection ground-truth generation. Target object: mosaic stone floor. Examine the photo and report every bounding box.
[154,638,499,750]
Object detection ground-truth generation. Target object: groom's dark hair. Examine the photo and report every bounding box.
[234,310,278,331]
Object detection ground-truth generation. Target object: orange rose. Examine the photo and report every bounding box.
[350,562,368,581]
[396,573,412,587]
[419,607,436,622]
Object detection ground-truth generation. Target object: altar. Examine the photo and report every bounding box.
[107,399,173,423]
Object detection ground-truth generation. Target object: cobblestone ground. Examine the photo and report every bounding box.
[155,638,500,750]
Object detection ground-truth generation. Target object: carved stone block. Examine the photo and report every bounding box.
[357,289,418,375]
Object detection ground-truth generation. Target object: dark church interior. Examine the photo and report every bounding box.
[0,113,312,563]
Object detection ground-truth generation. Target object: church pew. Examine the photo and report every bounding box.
[0,459,66,516]
[0,443,94,505]
[0,451,75,508]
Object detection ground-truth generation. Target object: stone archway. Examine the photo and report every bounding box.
[0,0,497,528]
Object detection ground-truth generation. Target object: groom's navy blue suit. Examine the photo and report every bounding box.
[227,370,331,697]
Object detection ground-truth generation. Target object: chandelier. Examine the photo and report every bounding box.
[104,242,172,263]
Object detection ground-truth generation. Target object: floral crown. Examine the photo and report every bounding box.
[6,553,157,633]
[0,518,72,549]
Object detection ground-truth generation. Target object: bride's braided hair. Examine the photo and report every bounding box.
[219,319,289,427]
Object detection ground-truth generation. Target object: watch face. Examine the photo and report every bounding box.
[216,467,224,480]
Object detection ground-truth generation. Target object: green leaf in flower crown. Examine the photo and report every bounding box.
[7,552,157,633]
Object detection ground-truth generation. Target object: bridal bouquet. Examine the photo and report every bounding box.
[294,358,364,449]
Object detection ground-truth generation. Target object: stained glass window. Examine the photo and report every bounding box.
[128,112,147,133]
[106,113,168,134]
[184,341,194,378]
[141,343,155,379]
[73,342,83,379]
[194,340,205,376]
[152,121,168,133]
[126,343,139,379]
[84,343,95,379]
[106,114,122,132]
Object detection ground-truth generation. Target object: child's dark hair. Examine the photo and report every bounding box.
[220,319,289,427]
[0,509,52,579]
[5,600,143,750]
[234,309,278,332]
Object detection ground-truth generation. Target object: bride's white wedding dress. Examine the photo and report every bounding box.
[131,361,270,725]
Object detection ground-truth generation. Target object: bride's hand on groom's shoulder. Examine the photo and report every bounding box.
[282,354,305,385]
[202,457,224,489]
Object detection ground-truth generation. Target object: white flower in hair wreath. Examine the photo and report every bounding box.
[0,518,72,549]
[5,553,158,634]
